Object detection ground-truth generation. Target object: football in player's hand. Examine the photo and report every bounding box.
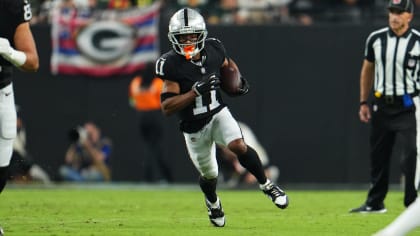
[220,63,242,96]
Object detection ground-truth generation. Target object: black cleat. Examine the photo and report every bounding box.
[205,198,225,227]
[261,182,289,209]
[349,204,387,213]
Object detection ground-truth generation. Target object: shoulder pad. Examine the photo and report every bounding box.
[206,38,222,43]
[2,0,31,22]
[155,52,177,80]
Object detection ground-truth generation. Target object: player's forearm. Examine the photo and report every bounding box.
[20,51,39,72]
[9,22,39,71]
[360,61,374,102]
[0,40,38,72]
[360,76,373,102]
[161,90,196,116]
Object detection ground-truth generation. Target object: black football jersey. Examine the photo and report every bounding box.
[156,38,228,132]
[0,0,32,78]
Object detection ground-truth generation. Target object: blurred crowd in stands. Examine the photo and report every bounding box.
[29,0,420,26]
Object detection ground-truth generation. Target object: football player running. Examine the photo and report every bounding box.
[156,8,288,227]
[0,0,39,234]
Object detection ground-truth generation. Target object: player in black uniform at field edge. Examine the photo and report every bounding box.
[0,0,39,234]
[156,8,288,227]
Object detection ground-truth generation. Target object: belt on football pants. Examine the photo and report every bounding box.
[376,92,418,105]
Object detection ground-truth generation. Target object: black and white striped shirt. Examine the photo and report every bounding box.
[365,27,420,96]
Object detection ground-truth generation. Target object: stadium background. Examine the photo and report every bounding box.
[12,23,401,184]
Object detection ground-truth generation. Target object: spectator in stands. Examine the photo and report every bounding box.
[8,106,51,184]
[129,63,173,183]
[164,0,210,19]
[59,122,112,182]
[206,0,319,25]
[236,0,294,24]
[270,0,296,24]
[108,0,131,9]
[323,0,362,24]
[30,0,54,25]
[207,0,246,25]
[130,0,158,8]
[288,0,327,25]
[216,122,279,187]
[236,0,272,24]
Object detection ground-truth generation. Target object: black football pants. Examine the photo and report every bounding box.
[366,107,418,208]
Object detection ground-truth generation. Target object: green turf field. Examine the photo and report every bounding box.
[0,185,418,236]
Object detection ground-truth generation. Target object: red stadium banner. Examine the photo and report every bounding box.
[50,3,160,77]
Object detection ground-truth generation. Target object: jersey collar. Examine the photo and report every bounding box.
[388,27,412,38]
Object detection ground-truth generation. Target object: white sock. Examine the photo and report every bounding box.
[259,179,272,190]
[208,197,220,208]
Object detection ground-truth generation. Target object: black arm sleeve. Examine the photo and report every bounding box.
[160,92,178,102]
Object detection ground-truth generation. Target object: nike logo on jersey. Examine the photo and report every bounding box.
[5,92,11,96]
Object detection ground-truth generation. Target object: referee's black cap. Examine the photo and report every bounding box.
[388,0,414,13]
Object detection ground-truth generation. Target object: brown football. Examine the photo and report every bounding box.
[220,62,242,96]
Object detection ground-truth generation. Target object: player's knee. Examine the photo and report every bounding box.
[227,139,247,156]
[201,168,218,179]
[200,175,217,182]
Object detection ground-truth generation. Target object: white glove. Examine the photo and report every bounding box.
[0,38,12,56]
[0,37,26,67]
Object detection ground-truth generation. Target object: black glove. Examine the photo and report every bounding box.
[192,74,220,96]
[237,77,249,96]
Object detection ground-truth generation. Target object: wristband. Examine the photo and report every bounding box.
[360,101,368,106]
[3,48,26,67]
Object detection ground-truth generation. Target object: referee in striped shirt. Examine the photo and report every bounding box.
[350,0,419,213]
